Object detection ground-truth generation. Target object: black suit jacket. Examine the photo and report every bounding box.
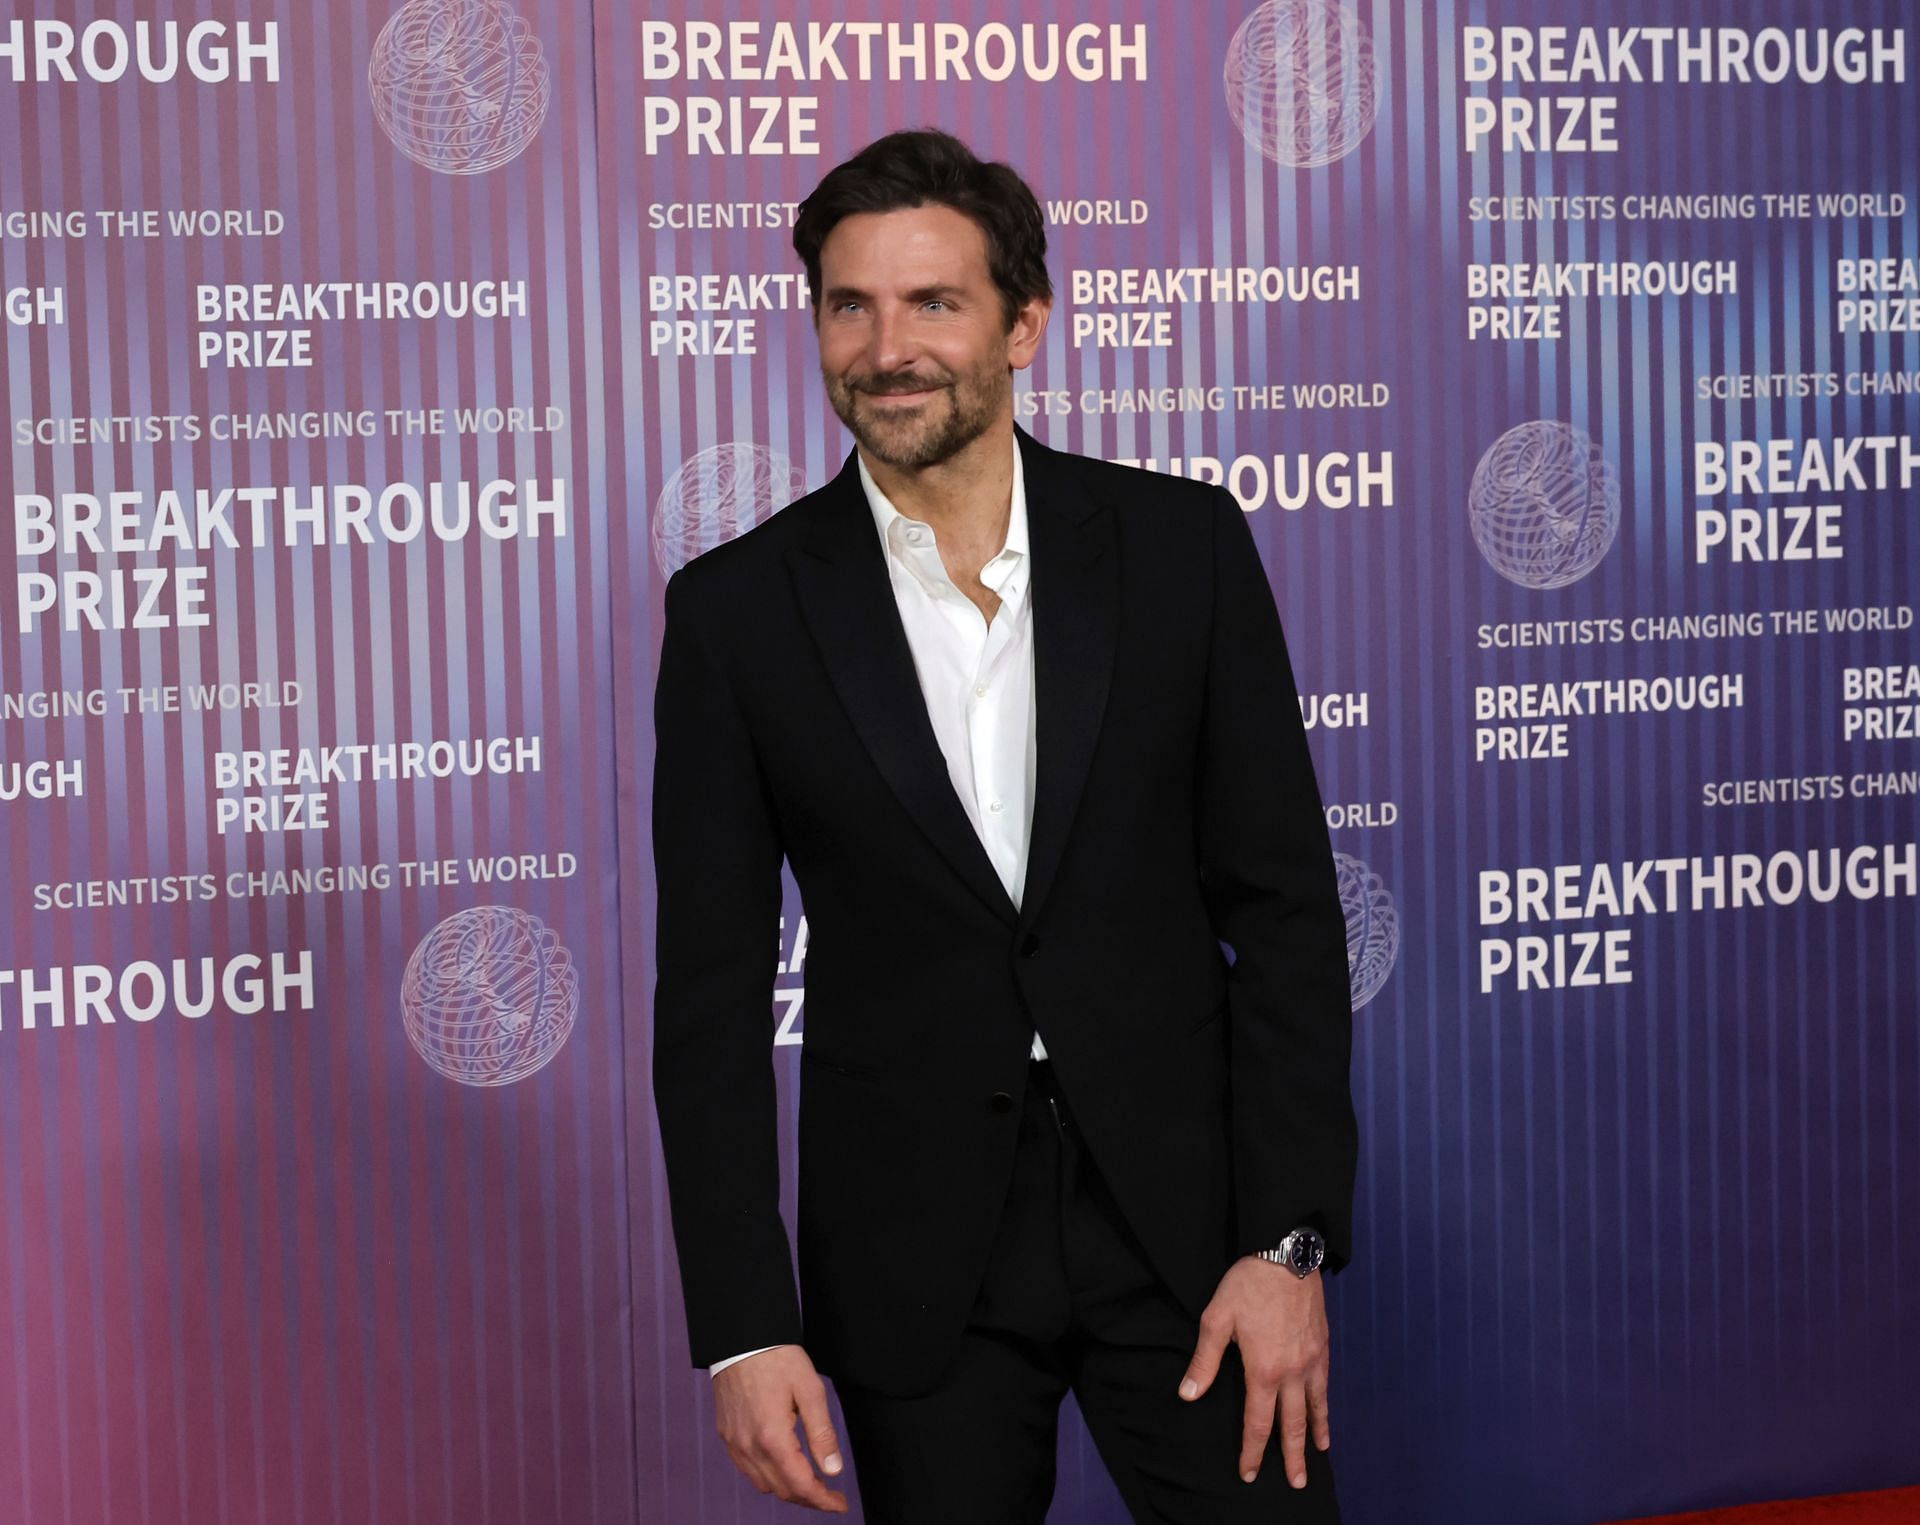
[652,427,1357,1397]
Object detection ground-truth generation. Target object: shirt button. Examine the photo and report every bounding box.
[987,799,1004,813]
[904,527,925,544]
[974,683,988,697]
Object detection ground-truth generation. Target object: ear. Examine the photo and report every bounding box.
[1006,294,1051,372]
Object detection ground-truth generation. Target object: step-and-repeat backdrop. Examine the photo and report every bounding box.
[5,3,1917,1523]
[0,5,633,1524]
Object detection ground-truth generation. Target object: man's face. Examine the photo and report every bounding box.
[814,204,1045,470]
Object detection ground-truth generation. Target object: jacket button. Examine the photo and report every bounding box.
[990,1091,1015,1114]
[1019,933,1040,957]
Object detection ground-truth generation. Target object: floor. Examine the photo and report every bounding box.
[1621,1487,1920,1524]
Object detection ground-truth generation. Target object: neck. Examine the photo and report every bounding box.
[859,412,1016,534]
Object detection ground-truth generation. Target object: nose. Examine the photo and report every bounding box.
[865,304,919,376]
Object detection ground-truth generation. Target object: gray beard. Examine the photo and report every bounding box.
[828,365,1008,471]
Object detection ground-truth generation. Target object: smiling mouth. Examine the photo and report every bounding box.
[858,375,949,401]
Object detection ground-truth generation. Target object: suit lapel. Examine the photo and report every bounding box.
[786,431,1118,934]
[1015,428,1117,931]
[789,450,1019,926]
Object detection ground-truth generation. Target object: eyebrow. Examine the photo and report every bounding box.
[820,283,966,306]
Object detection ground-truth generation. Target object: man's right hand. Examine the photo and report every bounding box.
[712,1345,849,1512]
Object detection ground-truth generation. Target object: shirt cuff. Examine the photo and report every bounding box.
[708,1344,790,1377]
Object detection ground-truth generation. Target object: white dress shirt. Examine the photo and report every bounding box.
[710,441,1044,1378]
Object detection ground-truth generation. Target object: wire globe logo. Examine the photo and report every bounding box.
[1224,0,1379,168]
[368,0,551,176]
[1469,420,1622,590]
[651,442,809,579]
[400,906,578,1085]
[1334,851,1399,1012]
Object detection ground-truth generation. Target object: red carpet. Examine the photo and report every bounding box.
[1618,1486,1920,1524]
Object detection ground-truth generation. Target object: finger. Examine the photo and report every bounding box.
[1238,1379,1276,1483]
[1278,1377,1311,1489]
[718,1409,777,1495]
[1307,1357,1332,1452]
[1180,1309,1232,1400]
[725,1440,775,1495]
[795,1377,846,1479]
[765,1426,848,1513]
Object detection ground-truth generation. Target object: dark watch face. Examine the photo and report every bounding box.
[1289,1234,1323,1272]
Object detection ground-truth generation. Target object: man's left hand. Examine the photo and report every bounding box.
[1178,1256,1330,1489]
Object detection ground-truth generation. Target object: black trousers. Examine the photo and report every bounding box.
[833,1059,1343,1524]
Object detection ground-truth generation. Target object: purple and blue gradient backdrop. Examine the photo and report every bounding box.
[2,2,1916,1523]
[2,3,630,1524]
[608,3,1919,1522]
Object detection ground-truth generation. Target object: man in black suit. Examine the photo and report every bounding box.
[653,129,1357,1522]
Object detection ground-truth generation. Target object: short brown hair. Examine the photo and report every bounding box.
[792,128,1051,328]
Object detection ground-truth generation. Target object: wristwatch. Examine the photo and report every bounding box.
[1255,1226,1326,1278]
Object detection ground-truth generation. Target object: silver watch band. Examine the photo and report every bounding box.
[1254,1226,1326,1277]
